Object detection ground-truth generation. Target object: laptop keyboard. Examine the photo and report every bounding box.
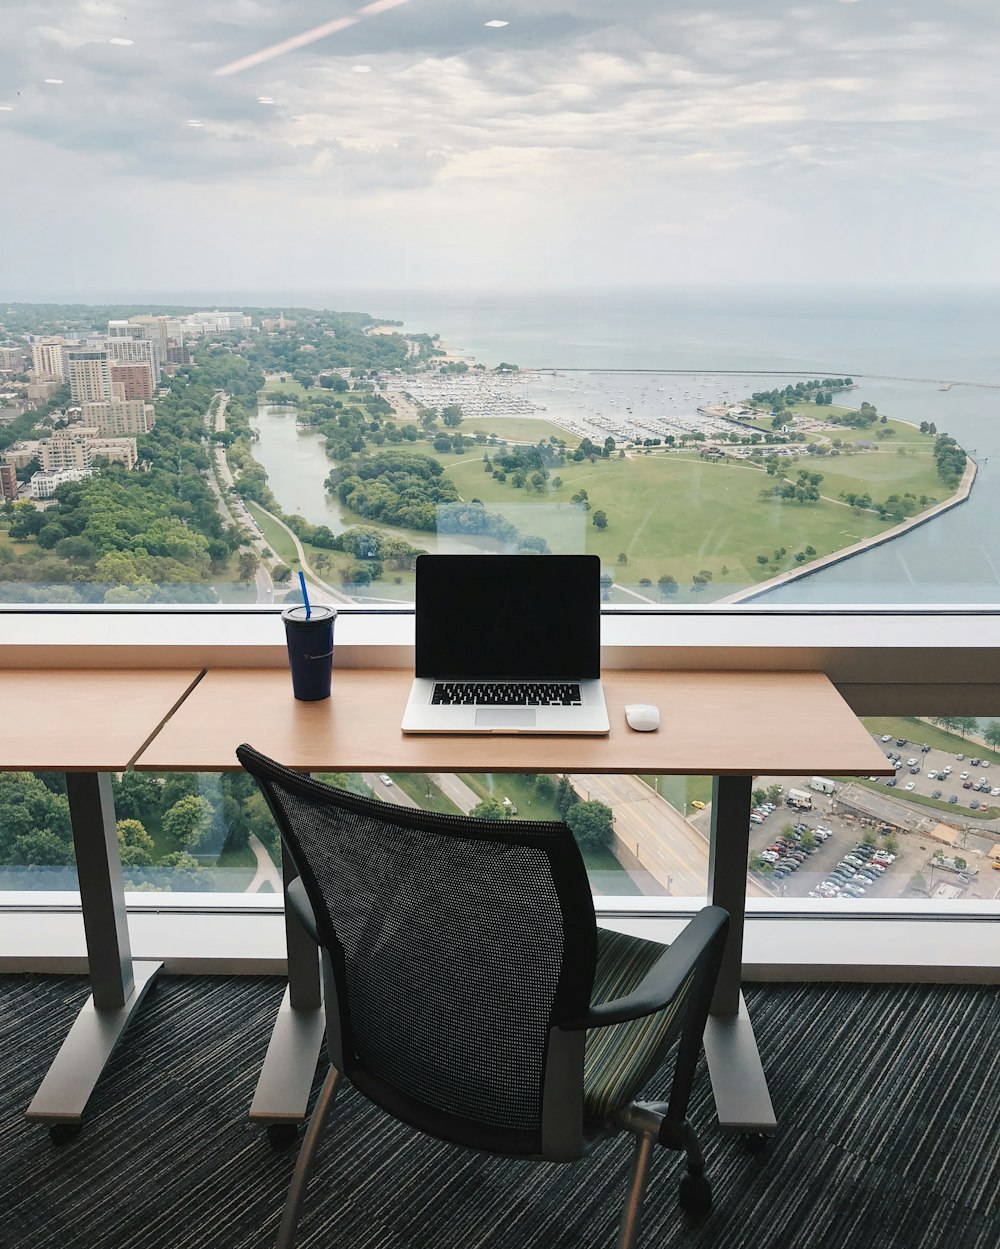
[432,682,583,707]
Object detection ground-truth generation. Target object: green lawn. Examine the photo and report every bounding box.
[848,775,998,821]
[391,773,463,815]
[458,773,563,821]
[435,447,893,592]
[258,379,310,401]
[458,417,581,446]
[861,717,1000,764]
[637,775,714,811]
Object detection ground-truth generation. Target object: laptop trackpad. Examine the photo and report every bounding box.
[475,708,536,729]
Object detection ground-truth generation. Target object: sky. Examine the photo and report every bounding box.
[1,0,999,298]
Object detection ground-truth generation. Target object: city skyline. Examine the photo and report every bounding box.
[1,1,999,296]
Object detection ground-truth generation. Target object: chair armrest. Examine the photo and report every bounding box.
[560,906,729,1029]
[286,876,321,945]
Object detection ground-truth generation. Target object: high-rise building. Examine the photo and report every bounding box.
[88,437,138,470]
[0,346,28,373]
[31,338,70,381]
[82,399,155,437]
[67,349,112,404]
[0,462,17,501]
[38,429,94,472]
[109,361,155,401]
[106,334,161,380]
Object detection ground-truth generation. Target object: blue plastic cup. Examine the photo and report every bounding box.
[282,604,336,701]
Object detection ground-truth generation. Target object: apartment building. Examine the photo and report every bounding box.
[82,398,155,437]
[67,350,112,404]
[109,361,155,401]
[0,462,17,501]
[28,466,92,498]
[88,437,138,470]
[31,338,70,382]
[38,429,94,473]
[0,346,28,373]
[106,335,161,381]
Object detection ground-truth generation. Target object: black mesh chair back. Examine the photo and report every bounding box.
[237,745,598,1157]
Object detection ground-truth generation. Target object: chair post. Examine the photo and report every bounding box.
[275,1067,341,1249]
[617,1128,657,1249]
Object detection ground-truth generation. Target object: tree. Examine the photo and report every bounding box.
[983,721,1000,750]
[441,404,463,428]
[752,788,767,807]
[592,510,608,530]
[767,784,784,803]
[565,800,614,851]
[883,834,899,854]
[238,550,260,582]
[555,775,578,818]
[533,774,555,801]
[13,828,74,867]
[617,552,628,566]
[657,574,678,599]
[954,856,967,871]
[862,828,877,848]
[799,830,817,852]
[748,853,774,875]
[112,772,163,824]
[470,796,506,820]
[117,818,155,867]
[162,794,213,849]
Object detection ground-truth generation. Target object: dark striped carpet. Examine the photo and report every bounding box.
[1,976,997,1249]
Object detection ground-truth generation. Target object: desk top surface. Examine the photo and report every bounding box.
[0,669,203,772]
[134,667,893,776]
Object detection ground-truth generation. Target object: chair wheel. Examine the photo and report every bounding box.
[49,1122,82,1146]
[267,1123,299,1150]
[744,1132,769,1154]
[678,1171,712,1213]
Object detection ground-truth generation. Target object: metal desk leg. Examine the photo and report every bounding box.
[26,772,162,1128]
[702,774,776,1137]
[250,843,325,1128]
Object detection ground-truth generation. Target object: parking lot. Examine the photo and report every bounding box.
[866,733,1000,820]
[748,778,931,900]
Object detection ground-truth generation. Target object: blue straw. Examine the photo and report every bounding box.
[298,571,311,618]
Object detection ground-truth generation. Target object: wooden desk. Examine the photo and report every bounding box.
[0,669,203,1134]
[138,666,891,1140]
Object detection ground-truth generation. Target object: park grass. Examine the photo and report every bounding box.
[458,773,562,821]
[457,417,581,446]
[637,775,714,811]
[861,716,1000,763]
[391,773,463,815]
[435,446,893,591]
[258,378,310,401]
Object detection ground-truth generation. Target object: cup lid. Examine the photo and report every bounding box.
[282,604,336,622]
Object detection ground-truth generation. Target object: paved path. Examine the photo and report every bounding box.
[429,773,482,813]
[363,773,418,807]
[251,503,354,605]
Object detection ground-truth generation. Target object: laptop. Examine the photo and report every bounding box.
[401,553,610,734]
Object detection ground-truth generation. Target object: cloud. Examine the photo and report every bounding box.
[1,0,999,289]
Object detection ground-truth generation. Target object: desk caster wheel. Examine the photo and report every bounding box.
[267,1123,298,1150]
[49,1123,82,1146]
[744,1132,769,1155]
[678,1172,712,1213]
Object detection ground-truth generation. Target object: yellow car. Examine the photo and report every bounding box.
[691,800,706,811]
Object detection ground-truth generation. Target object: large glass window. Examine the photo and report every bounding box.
[1,3,997,607]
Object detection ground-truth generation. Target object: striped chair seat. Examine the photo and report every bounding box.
[584,927,693,1122]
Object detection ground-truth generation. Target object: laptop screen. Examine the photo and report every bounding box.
[415,554,601,680]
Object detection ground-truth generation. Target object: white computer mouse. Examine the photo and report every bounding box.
[624,703,660,732]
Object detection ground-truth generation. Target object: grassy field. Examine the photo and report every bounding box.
[258,379,311,401]
[637,775,714,810]
[861,717,1000,763]
[434,445,895,590]
[458,773,563,821]
[392,773,463,815]
[848,775,998,821]
[457,417,581,445]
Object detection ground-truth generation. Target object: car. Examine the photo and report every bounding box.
[971,758,981,766]
[927,770,937,780]
[896,738,908,746]
[886,778,897,786]
[983,760,991,769]
[773,868,788,879]
[948,794,958,804]
[892,760,902,770]
[909,765,920,774]
[970,800,980,809]
[960,771,970,779]
[963,780,974,789]
[864,862,886,874]
[992,788,1000,798]
[872,853,896,865]
[921,743,932,752]
[881,734,892,742]
[942,765,952,775]
[841,883,866,897]
[690,799,706,810]
[907,758,919,767]
[843,855,865,868]
[760,851,780,863]
[904,781,916,790]
[957,754,965,761]
[749,813,764,824]
[378,774,393,786]
[858,868,881,880]
[931,789,942,800]
[790,851,807,862]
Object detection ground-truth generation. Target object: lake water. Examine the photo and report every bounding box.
[249,286,1000,604]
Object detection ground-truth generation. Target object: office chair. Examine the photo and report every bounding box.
[237,745,730,1249]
